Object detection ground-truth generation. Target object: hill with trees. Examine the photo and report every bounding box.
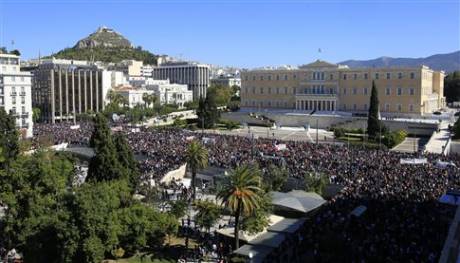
[46,26,158,64]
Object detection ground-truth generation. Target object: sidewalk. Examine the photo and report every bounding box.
[424,121,451,154]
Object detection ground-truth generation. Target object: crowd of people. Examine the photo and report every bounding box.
[32,122,460,262]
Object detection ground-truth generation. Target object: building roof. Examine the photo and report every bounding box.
[299,59,338,69]
[267,218,306,234]
[248,231,286,248]
[271,190,326,214]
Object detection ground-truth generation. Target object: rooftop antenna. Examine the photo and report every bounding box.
[38,49,41,64]
[11,40,14,50]
[318,48,322,60]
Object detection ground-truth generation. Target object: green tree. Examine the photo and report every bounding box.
[453,117,460,139]
[168,200,188,219]
[444,71,460,103]
[242,191,272,235]
[217,165,263,249]
[204,91,220,128]
[9,49,21,56]
[304,172,328,196]
[32,107,41,123]
[367,81,381,138]
[193,200,221,232]
[87,113,125,182]
[113,133,140,191]
[0,108,19,166]
[186,140,208,200]
[263,165,288,192]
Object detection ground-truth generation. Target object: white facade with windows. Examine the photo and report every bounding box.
[0,54,33,137]
[113,86,154,108]
[144,79,193,108]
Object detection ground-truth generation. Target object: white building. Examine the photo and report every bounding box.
[0,54,33,137]
[144,79,192,108]
[152,61,210,99]
[113,86,154,108]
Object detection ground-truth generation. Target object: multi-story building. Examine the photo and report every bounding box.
[152,61,210,100]
[211,74,241,88]
[241,60,445,117]
[0,54,33,137]
[32,60,111,123]
[144,79,193,108]
[113,86,154,108]
[110,60,143,77]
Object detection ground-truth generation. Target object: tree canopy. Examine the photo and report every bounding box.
[367,81,382,138]
[444,71,460,103]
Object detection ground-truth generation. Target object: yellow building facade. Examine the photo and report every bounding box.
[241,60,445,116]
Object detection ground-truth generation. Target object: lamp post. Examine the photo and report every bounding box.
[248,252,253,263]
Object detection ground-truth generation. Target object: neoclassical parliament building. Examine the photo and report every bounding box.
[240,60,445,117]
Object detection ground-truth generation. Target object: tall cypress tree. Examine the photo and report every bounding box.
[367,80,381,138]
[87,114,124,182]
[0,108,19,167]
[196,96,206,129]
[113,133,140,191]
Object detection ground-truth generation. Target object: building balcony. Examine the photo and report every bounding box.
[295,93,338,99]
[10,91,17,96]
[19,92,26,96]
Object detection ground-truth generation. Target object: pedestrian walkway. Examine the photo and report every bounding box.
[424,121,451,154]
[391,137,429,153]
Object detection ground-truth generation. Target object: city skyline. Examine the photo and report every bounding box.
[0,0,459,68]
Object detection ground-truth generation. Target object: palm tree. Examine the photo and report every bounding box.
[186,140,208,200]
[193,200,221,232]
[217,165,262,249]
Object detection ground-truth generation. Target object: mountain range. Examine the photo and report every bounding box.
[339,51,460,73]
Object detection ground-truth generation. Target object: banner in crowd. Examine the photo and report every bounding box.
[202,137,216,144]
[400,158,428,165]
[275,144,287,151]
[111,126,123,132]
[70,125,80,130]
[50,143,68,151]
[186,136,195,141]
[436,160,457,169]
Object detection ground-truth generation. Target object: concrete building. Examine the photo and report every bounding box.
[241,60,446,117]
[113,86,154,108]
[32,60,110,123]
[152,61,210,100]
[110,60,143,77]
[0,54,33,137]
[144,79,192,108]
[211,74,241,87]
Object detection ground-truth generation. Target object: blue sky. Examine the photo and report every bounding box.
[0,0,459,68]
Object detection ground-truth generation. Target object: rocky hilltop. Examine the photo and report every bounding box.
[74,26,132,49]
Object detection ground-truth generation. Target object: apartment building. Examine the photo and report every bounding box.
[0,54,33,137]
[241,60,445,117]
[144,79,193,108]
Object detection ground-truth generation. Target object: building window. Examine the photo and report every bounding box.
[330,74,334,80]
[398,104,402,112]
[386,87,391,95]
[410,72,415,79]
[385,104,390,111]
[268,75,272,81]
[343,104,347,110]
[245,76,248,81]
[21,97,25,104]
[409,104,414,112]
[284,87,288,94]
[343,74,347,80]
[293,74,297,79]
[321,72,325,80]
[410,88,414,95]
[268,87,271,94]
[252,87,256,94]
[11,76,15,82]
[354,74,357,80]
[397,87,402,95]
[268,101,271,106]
[375,73,379,79]
[276,87,280,94]
[276,75,280,80]
[364,104,368,110]
[343,88,347,95]
[252,101,256,106]
[252,76,256,81]
[364,73,368,80]
[293,87,297,94]
[352,88,357,95]
[260,87,263,94]
[284,75,288,80]
[12,98,16,105]
[329,88,334,94]
[21,106,25,113]
[245,87,248,94]
[386,73,391,79]
[260,76,264,81]
[398,72,403,79]
[353,104,357,110]
[364,87,368,95]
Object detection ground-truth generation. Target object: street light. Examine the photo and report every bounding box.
[248,252,253,263]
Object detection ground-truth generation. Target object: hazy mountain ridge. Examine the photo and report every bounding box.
[339,51,460,73]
